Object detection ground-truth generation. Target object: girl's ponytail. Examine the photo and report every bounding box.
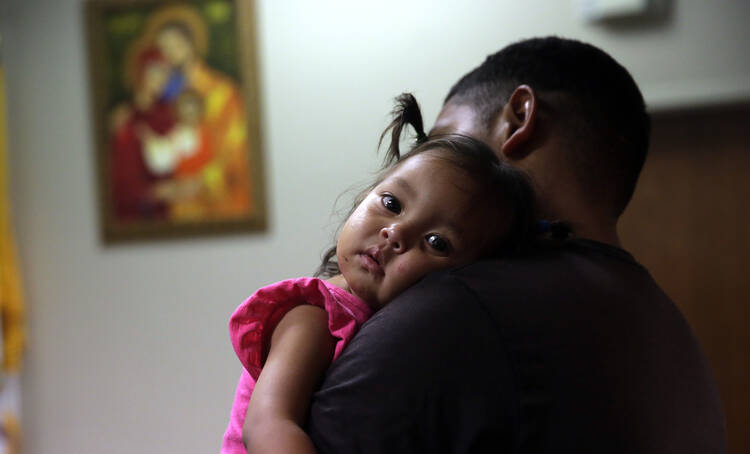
[378,93,428,167]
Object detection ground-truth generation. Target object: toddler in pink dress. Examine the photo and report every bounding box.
[221,93,537,453]
[222,278,372,452]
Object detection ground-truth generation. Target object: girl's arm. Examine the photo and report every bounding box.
[242,304,336,454]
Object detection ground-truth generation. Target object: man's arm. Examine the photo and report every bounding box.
[307,272,518,454]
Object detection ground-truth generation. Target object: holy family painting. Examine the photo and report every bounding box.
[87,0,266,241]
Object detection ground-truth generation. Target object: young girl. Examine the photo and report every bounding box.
[221,94,537,453]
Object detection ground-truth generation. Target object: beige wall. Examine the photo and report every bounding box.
[1,0,748,452]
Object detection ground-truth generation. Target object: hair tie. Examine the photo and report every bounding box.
[536,220,573,241]
[536,220,552,234]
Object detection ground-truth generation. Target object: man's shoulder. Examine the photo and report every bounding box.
[398,238,681,343]
[425,239,654,301]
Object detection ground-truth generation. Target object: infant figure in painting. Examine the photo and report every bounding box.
[222,94,537,454]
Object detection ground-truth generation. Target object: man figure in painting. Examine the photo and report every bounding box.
[306,37,727,453]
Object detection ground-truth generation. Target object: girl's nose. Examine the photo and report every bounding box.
[380,225,405,253]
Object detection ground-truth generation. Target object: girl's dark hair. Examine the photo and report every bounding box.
[315,93,539,277]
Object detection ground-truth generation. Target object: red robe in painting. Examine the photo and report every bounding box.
[109,101,175,222]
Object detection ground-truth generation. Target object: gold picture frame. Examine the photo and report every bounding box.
[87,0,266,242]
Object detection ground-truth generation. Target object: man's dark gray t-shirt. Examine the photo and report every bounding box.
[308,240,727,453]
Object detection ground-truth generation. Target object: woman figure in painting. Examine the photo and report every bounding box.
[109,46,175,222]
[141,4,252,221]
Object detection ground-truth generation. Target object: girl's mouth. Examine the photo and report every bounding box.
[359,247,384,274]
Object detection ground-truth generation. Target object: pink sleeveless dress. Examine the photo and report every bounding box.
[221,277,373,453]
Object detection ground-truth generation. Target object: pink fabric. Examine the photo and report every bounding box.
[221,277,373,454]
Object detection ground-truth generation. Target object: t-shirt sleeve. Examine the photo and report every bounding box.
[307,272,519,454]
[228,277,372,381]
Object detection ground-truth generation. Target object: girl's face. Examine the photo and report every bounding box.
[337,150,505,309]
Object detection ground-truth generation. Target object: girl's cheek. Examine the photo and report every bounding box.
[345,208,368,229]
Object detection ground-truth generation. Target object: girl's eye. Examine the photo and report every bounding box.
[426,233,450,253]
[382,194,401,213]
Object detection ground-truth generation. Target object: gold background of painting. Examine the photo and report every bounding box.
[122,4,209,90]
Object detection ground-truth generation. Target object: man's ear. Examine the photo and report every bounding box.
[490,85,537,160]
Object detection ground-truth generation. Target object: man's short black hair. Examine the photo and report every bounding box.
[445,36,651,217]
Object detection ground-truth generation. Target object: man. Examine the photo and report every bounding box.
[307,37,727,453]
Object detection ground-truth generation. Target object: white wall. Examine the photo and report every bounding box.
[1,0,748,452]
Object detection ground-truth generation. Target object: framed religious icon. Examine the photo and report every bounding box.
[87,0,266,242]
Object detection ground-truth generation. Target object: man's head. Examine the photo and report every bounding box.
[432,36,650,228]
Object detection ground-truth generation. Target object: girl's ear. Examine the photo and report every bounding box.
[489,85,537,160]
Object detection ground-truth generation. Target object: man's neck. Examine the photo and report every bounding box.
[536,188,621,247]
[529,170,619,248]
[568,220,621,247]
